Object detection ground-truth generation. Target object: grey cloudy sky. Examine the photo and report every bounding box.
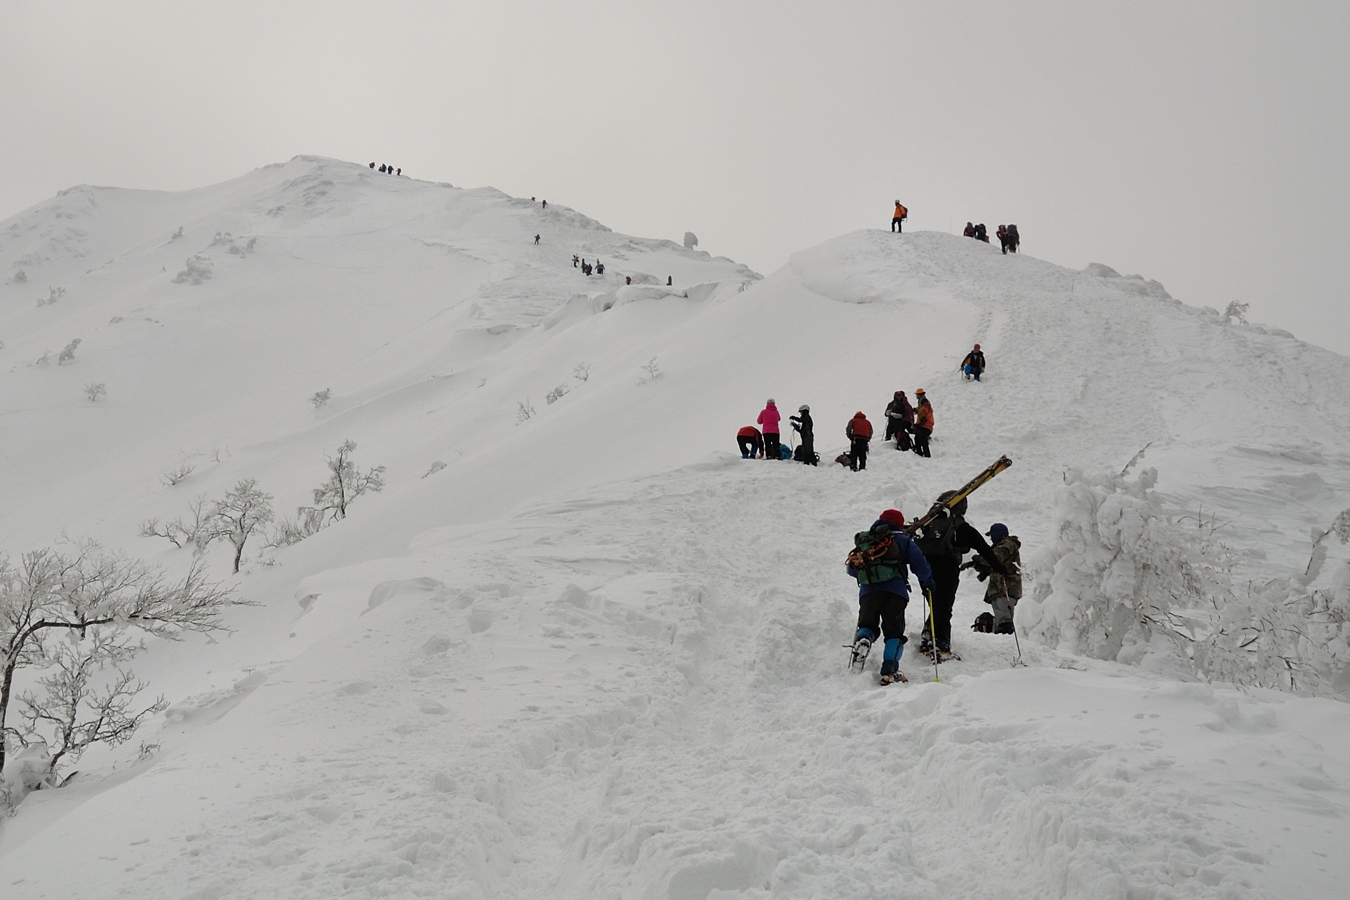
[3,1,1347,354]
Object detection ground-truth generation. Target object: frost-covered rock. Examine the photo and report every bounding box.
[173,255,213,284]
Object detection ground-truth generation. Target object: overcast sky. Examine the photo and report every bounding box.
[3,1,1347,354]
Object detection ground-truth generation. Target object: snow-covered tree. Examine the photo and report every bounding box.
[1025,464,1350,696]
[309,440,385,523]
[0,542,234,779]
[210,480,274,574]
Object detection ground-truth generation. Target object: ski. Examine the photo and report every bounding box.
[902,454,1013,538]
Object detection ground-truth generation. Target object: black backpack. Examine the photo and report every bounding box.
[913,509,969,560]
[972,612,994,633]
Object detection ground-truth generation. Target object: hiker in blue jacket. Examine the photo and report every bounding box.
[846,509,935,684]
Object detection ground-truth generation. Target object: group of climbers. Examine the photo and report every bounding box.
[892,202,1020,255]
[963,222,989,242]
[730,359,1019,683]
[738,400,818,465]
[736,341,992,465]
[848,498,1022,684]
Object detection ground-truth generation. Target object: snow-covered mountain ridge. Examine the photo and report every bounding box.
[1,156,1348,899]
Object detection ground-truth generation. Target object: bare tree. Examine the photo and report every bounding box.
[140,495,213,550]
[210,480,274,574]
[311,441,385,523]
[0,542,235,776]
[16,636,167,775]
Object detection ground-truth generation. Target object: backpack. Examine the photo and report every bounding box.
[778,443,792,460]
[793,446,819,464]
[972,612,994,633]
[913,509,969,560]
[846,525,903,585]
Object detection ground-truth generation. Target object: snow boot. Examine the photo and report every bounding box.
[879,658,907,685]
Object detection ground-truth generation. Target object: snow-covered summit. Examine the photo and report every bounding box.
[1,162,1349,899]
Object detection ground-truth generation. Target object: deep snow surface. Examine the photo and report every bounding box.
[1,157,1348,899]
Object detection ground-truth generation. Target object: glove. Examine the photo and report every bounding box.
[921,582,935,596]
[976,571,988,582]
[992,561,1008,576]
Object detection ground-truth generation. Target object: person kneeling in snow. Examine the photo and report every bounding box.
[847,509,934,685]
[968,522,1022,634]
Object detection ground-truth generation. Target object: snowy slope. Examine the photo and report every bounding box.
[1,158,1349,899]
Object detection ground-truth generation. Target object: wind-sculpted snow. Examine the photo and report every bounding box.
[1,160,1350,897]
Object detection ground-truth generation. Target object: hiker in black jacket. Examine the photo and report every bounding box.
[914,491,1006,660]
[789,405,816,465]
[884,390,914,450]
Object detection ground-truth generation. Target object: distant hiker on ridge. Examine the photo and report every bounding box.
[534,234,541,245]
[892,200,908,233]
[963,222,976,239]
[911,389,934,458]
[847,508,934,685]
[1005,224,1019,254]
[573,254,580,268]
[961,344,986,382]
[736,425,764,459]
[845,411,872,471]
[884,390,914,451]
[790,404,816,465]
[757,399,782,461]
[974,223,989,243]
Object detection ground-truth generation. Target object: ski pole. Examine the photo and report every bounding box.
[1010,603,1024,666]
[925,588,941,682]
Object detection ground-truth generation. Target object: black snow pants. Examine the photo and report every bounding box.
[858,590,908,644]
[764,432,781,460]
[911,426,931,457]
[849,437,870,471]
[922,556,961,650]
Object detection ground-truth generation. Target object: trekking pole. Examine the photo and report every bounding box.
[924,588,941,683]
[1009,602,1024,667]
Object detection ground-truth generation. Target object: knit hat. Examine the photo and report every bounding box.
[987,523,1009,542]
[798,404,809,413]
[974,344,980,350]
[766,398,775,405]
[879,509,906,529]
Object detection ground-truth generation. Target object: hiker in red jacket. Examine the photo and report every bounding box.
[757,399,782,460]
[845,411,873,471]
[736,426,764,459]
